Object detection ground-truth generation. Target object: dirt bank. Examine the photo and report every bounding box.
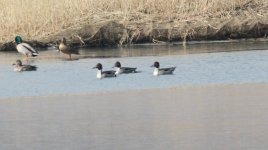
[1,6,268,51]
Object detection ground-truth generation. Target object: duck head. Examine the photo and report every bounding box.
[93,63,103,70]
[151,61,160,68]
[114,61,121,68]
[61,38,67,44]
[15,36,22,44]
[13,59,23,66]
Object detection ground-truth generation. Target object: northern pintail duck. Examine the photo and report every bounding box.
[93,63,116,79]
[59,38,80,59]
[113,61,137,75]
[14,36,39,61]
[151,61,176,76]
[13,60,37,72]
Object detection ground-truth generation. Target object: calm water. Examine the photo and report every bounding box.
[1,85,268,150]
[0,41,268,98]
[1,41,268,150]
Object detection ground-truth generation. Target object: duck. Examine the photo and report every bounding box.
[93,63,116,79]
[58,38,80,59]
[151,61,176,76]
[13,59,37,72]
[14,36,39,61]
[113,61,137,75]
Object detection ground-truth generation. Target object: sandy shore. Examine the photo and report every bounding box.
[1,83,268,150]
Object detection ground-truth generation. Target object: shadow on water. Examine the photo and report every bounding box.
[79,40,268,59]
[0,40,267,63]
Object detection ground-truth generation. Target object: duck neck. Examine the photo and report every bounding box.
[115,67,121,75]
[97,70,102,79]
[153,68,159,76]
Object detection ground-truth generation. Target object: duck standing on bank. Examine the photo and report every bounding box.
[13,59,37,72]
[58,38,80,59]
[93,63,116,79]
[151,61,176,76]
[14,36,39,62]
[113,61,137,75]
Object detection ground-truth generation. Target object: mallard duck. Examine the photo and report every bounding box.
[58,38,80,59]
[93,63,116,79]
[151,61,176,76]
[113,61,137,75]
[13,59,37,72]
[14,36,39,61]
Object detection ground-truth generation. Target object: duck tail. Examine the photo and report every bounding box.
[31,66,38,71]
[32,53,39,57]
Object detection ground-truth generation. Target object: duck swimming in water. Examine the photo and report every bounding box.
[93,63,116,79]
[58,38,80,59]
[113,61,137,75]
[14,36,39,62]
[151,61,176,76]
[13,59,37,72]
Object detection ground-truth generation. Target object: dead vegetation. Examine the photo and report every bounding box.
[0,0,267,46]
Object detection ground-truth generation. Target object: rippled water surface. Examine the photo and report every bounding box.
[0,41,267,98]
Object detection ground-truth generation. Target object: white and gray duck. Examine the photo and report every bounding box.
[14,36,39,62]
[151,61,176,76]
[113,61,137,75]
[13,60,37,72]
[93,63,116,79]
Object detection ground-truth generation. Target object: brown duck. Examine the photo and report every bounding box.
[59,38,80,59]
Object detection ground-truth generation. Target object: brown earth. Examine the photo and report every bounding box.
[1,10,268,51]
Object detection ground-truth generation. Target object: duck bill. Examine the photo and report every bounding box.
[92,67,96,69]
[150,65,154,67]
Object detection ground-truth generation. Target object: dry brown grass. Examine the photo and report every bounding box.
[0,0,267,42]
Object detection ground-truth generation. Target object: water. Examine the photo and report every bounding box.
[0,41,268,98]
[1,41,268,150]
[1,85,268,150]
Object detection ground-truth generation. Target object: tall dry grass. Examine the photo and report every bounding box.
[0,0,267,42]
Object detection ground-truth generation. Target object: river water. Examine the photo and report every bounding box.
[0,40,267,98]
[1,40,268,150]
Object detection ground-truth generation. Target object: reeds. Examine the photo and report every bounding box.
[0,0,266,42]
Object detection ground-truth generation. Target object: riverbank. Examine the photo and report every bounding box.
[1,83,268,150]
[0,0,268,51]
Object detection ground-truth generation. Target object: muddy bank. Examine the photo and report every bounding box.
[1,13,268,51]
[0,41,49,52]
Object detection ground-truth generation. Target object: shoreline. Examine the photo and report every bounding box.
[1,0,267,52]
[1,14,267,51]
[1,37,268,52]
